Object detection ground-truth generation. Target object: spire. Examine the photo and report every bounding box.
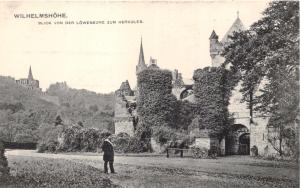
[138,37,145,66]
[209,30,219,40]
[136,37,147,75]
[28,66,33,80]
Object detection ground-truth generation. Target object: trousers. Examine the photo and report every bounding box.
[104,160,115,173]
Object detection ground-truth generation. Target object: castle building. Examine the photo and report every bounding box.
[115,14,273,156]
[209,13,272,156]
[16,66,41,91]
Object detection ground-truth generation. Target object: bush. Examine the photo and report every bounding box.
[37,142,47,153]
[37,124,65,153]
[151,126,190,151]
[54,126,112,153]
[251,145,258,156]
[152,126,177,144]
[208,146,218,159]
[0,141,10,181]
[191,145,209,158]
[110,133,147,153]
[14,133,36,143]
[38,125,148,153]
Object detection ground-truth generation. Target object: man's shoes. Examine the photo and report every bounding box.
[104,171,108,174]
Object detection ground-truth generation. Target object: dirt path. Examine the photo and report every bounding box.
[6,150,298,188]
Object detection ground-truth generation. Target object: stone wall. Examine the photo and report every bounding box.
[228,81,251,129]
[114,120,134,136]
[250,117,277,156]
[195,137,220,150]
[150,137,168,153]
[211,55,225,67]
[114,96,135,136]
[195,137,210,148]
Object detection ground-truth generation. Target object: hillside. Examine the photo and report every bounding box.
[0,76,115,143]
[45,82,115,129]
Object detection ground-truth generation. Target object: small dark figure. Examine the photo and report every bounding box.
[101,136,115,173]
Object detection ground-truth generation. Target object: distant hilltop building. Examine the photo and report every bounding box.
[16,66,41,91]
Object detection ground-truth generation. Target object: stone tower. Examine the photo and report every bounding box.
[209,12,245,67]
[209,30,224,67]
[136,38,147,75]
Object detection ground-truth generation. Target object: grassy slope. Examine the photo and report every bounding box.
[4,155,119,188]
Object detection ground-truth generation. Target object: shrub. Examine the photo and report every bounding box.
[208,146,218,159]
[56,126,112,152]
[110,133,147,153]
[0,141,10,181]
[191,145,209,158]
[37,142,47,153]
[251,145,258,156]
[14,133,36,143]
[152,126,177,144]
[37,124,65,153]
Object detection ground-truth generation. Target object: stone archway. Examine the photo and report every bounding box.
[179,85,193,100]
[238,133,250,155]
[225,124,250,155]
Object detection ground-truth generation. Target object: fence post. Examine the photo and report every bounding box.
[180,150,183,158]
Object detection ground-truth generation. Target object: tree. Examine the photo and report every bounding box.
[223,1,299,156]
[89,105,99,113]
[55,115,63,126]
[0,141,10,181]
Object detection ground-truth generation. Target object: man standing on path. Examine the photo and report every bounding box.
[101,135,115,174]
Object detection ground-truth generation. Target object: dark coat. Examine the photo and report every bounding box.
[101,140,114,161]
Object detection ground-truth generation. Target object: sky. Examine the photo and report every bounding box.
[0,1,270,93]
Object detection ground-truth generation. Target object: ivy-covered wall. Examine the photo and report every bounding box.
[193,67,237,138]
[136,69,177,139]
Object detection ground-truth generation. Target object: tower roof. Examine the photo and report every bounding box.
[148,57,159,69]
[138,38,146,66]
[209,30,219,40]
[221,14,245,43]
[28,66,33,80]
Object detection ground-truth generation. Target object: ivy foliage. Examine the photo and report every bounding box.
[193,67,237,137]
[136,69,178,139]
